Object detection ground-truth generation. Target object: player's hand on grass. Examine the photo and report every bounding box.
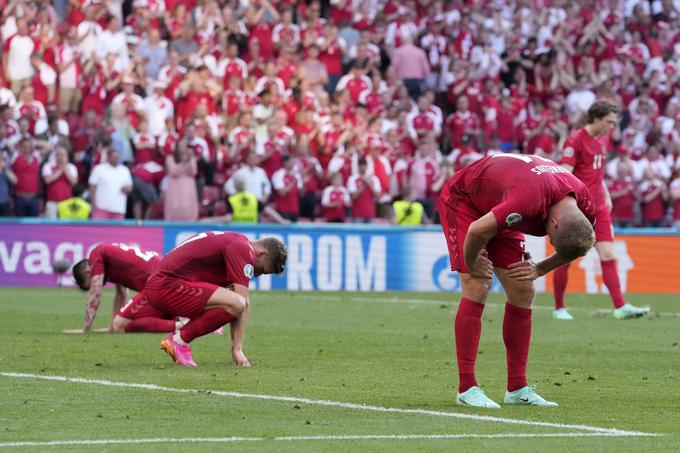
[63,328,86,334]
[231,348,251,367]
[507,260,543,281]
[92,328,111,333]
[469,251,494,279]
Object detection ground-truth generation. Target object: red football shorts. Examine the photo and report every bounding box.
[118,291,168,320]
[145,274,219,319]
[438,196,528,273]
[594,207,614,242]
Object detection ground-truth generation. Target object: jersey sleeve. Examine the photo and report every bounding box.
[561,136,579,167]
[490,188,543,233]
[88,245,106,279]
[222,236,255,287]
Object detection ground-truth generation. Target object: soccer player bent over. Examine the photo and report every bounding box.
[438,154,596,408]
[552,100,649,320]
[145,231,287,367]
[68,243,178,334]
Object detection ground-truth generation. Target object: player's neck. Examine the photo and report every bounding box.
[584,124,600,138]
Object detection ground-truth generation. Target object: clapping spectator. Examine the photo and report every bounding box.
[271,155,302,221]
[88,147,132,220]
[639,167,669,227]
[10,137,41,217]
[608,161,638,228]
[42,146,78,218]
[56,28,82,115]
[348,157,381,222]
[3,18,34,96]
[321,172,351,222]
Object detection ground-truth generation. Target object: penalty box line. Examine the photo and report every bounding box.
[0,432,659,448]
[0,372,657,437]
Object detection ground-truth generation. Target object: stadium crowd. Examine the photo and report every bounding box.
[0,0,679,226]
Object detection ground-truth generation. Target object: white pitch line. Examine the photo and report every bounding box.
[0,432,658,448]
[290,294,553,310]
[296,294,675,315]
[0,372,657,437]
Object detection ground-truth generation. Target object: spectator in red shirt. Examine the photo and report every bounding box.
[0,151,17,216]
[243,0,280,60]
[42,146,78,218]
[348,157,381,222]
[271,155,302,221]
[445,95,481,151]
[335,60,372,105]
[639,167,669,227]
[321,171,351,222]
[10,137,41,217]
[608,160,638,228]
[670,172,680,228]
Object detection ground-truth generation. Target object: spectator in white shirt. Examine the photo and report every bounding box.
[566,76,596,123]
[224,151,271,203]
[88,147,133,219]
[144,83,174,137]
[56,28,82,114]
[96,16,129,72]
[2,19,34,95]
[76,6,103,63]
[638,143,672,183]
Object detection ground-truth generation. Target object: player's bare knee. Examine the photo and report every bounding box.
[224,293,247,316]
[461,274,492,303]
[508,283,535,307]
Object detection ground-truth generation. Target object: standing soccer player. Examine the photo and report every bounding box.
[145,231,287,367]
[552,100,649,320]
[67,243,178,334]
[438,154,596,408]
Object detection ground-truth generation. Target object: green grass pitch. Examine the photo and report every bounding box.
[1,287,679,452]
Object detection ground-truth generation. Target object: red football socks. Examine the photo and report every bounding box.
[455,297,485,393]
[601,260,625,308]
[124,317,176,333]
[553,264,570,310]
[180,308,237,343]
[503,303,531,392]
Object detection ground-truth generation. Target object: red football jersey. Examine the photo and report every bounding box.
[155,231,255,288]
[89,243,161,291]
[560,127,609,205]
[441,154,595,236]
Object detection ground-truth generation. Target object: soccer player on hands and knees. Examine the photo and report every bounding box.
[145,232,287,367]
[438,154,596,408]
[552,100,649,320]
[68,243,178,334]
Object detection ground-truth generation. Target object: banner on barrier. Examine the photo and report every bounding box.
[0,224,163,287]
[0,222,678,293]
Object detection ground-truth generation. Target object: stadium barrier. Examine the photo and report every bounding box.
[0,219,678,294]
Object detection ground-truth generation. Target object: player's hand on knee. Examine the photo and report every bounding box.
[507,260,542,281]
[231,348,251,367]
[469,253,494,279]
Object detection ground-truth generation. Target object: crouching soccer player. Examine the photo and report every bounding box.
[68,243,178,334]
[144,231,287,367]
